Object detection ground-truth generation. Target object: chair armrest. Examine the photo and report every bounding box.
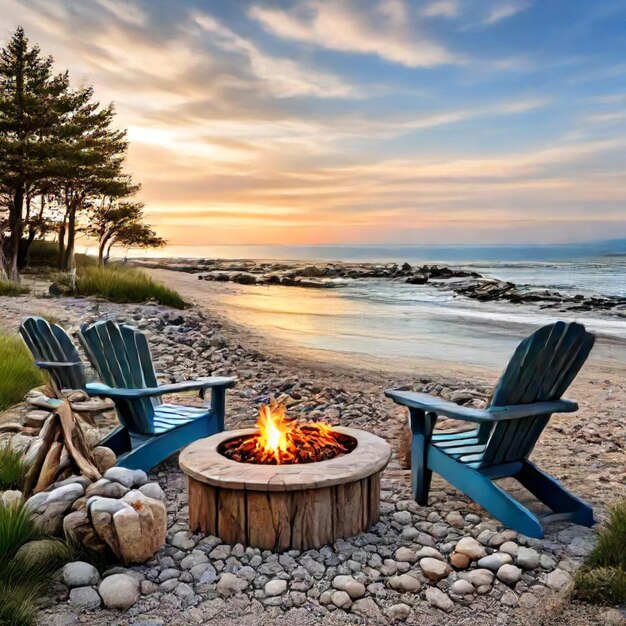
[86,376,236,400]
[385,389,577,424]
[35,360,83,370]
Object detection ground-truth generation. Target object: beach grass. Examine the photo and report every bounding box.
[76,265,186,309]
[574,499,626,604]
[0,280,30,296]
[0,334,43,412]
[0,447,26,491]
[0,503,74,625]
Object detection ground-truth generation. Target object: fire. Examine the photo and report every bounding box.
[221,401,356,465]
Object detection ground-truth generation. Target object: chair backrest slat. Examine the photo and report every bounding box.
[79,321,159,435]
[19,317,85,392]
[479,322,594,468]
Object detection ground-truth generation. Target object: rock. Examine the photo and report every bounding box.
[1,489,22,507]
[13,538,71,570]
[406,274,428,285]
[265,579,287,596]
[216,572,248,596]
[445,511,465,528]
[91,446,117,474]
[499,541,519,557]
[27,482,84,534]
[331,589,352,609]
[352,597,383,621]
[477,552,513,571]
[138,483,166,502]
[394,547,417,563]
[425,587,453,611]
[209,544,231,560]
[450,579,475,595]
[449,552,470,569]
[333,574,365,599]
[86,479,129,499]
[461,568,494,588]
[414,547,444,561]
[517,546,540,570]
[103,467,135,488]
[63,511,106,554]
[69,586,102,613]
[544,568,572,591]
[99,573,140,610]
[387,603,411,622]
[454,536,487,560]
[62,561,100,587]
[497,564,523,585]
[9,433,33,454]
[388,574,421,593]
[420,557,451,581]
[501,591,518,606]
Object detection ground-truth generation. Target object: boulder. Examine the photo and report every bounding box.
[91,447,117,473]
[62,561,101,587]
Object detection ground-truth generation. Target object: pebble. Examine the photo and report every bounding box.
[388,574,421,593]
[387,603,411,622]
[331,590,352,609]
[420,557,451,581]
[62,562,100,588]
[477,552,513,571]
[265,579,288,596]
[98,574,139,610]
[332,575,365,599]
[544,568,572,590]
[453,536,486,560]
[425,587,453,611]
[68,586,101,613]
[450,579,475,595]
[517,547,540,570]
[497,564,523,585]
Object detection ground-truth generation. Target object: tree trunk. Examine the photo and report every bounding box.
[7,188,24,282]
[62,205,76,271]
[58,217,66,269]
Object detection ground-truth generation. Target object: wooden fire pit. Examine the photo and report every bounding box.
[179,427,391,551]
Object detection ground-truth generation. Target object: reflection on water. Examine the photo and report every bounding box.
[208,279,626,369]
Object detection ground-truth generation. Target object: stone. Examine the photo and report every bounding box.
[352,597,383,621]
[331,590,352,609]
[420,557,451,581]
[445,511,465,528]
[99,573,140,610]
[501,591,519,606]
[544,568,572,591]
[332,574,365,599]
[414,547,444,561]
[63,511,106,554]
[103,467,136,488]
[450,579,475,595]
[85,479,129,499]
[209,544,231,560]
[461,568,494,588]
[387,603,411,622]
[394,547,417,563]
[139,483,166,502]
[216,572,248,596]
[477,552,513,571]
[388,574,421,593]
[62,561,100,587]
[425,587,453,611]
[69,586,101,613]
[497,564,523,585]
[517,547,540,570]
[499,541,519,557]
[454,536,487,560]
[264,579,287,596]
[450,552,470,569]
[91,447,117,473]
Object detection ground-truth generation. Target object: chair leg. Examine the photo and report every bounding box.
[516,461,595,527]
[428,446,545,538]
[409,408,436,506]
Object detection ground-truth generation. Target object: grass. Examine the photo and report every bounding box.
[0,447,26,491]
[0,503,74,625]
[75,265,186,309]
[27,239,96,269]
[573,499,626,605]
[0,280,30,296]
[0,334,43,412]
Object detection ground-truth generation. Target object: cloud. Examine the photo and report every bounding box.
[420,1,460,19]
[249,0,463,67]
[483,1,530,25]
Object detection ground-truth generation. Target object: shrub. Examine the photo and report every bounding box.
[76,265,186,309]
[0,280,29,296]
[27,239,96,269]
[0,447,26,490]
[0,334,42,412]
[0,504,74,626]
[573,499,626,605]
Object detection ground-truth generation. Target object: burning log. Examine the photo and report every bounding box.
[220,401,356,465]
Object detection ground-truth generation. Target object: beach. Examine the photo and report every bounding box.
[1,269,625,625]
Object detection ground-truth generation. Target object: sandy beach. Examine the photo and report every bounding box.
[1,272,625,625]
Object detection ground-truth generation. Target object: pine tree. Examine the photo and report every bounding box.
[0,27,72,281]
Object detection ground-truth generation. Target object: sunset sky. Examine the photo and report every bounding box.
[3,0,626,246]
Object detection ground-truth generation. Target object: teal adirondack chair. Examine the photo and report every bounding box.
[78,320,236,471]
[19,316,87,400]
[386,321,595,538]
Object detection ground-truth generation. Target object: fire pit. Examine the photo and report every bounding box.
[179,403,391,550]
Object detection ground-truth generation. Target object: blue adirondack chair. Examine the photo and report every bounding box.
[77,320,236,471]
[386,321,595,538]
[19,316,87,401]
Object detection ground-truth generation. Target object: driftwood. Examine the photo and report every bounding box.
[23,401,101,495]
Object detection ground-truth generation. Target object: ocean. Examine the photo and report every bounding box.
[137,241,626,370]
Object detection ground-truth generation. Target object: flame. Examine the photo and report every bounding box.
[221,401,355,465]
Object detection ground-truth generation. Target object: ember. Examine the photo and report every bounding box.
[220,401,356,464]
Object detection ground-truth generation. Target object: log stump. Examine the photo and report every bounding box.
[180,427,391,551]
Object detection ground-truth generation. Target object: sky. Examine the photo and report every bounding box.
[2,0,626,247]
